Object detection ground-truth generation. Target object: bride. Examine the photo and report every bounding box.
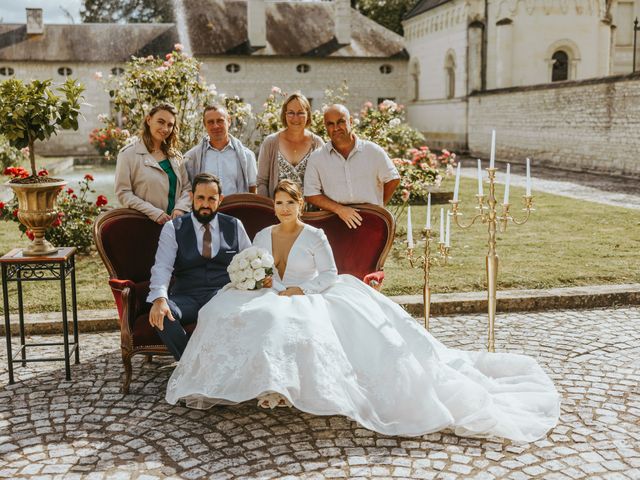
[166,180,560,442]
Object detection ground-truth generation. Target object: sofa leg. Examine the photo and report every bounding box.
[145,354,153,363]
[122,353,133,395]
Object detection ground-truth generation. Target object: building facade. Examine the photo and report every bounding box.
[0,1,408,156]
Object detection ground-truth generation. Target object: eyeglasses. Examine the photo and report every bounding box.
[286,111,308,117]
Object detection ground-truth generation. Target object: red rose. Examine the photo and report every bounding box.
[12,209,18,217]
[0,202,4,209]
[37,168,49,176]
[51,218,62,227]
[96,195,108,207]
[72,194,78,199]
[66,188,74,194]
[26,230,35,241]
[85,219,93,225]
[84,174,94,181]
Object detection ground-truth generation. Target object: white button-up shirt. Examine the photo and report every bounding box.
[147,213,251,302]
[304,137,400,206]
[203,141,257,195]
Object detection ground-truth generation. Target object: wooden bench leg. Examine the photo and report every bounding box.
[122,353,133,395]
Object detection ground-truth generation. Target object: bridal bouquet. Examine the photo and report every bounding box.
[228,247,274,290]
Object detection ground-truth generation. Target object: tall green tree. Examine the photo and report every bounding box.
[354,0,417,35]
[80,0,174,23]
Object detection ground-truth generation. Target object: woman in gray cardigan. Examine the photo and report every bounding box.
[257,93,324,198]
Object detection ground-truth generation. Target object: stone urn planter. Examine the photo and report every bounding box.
[7,180,67,256]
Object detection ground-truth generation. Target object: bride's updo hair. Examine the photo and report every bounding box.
[273,179,303,204]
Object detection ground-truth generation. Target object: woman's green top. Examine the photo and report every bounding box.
[158,159,177,214]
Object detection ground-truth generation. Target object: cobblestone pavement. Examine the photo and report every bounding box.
[1,306,639,480]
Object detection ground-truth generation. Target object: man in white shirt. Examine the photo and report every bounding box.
[184,105,258,195]
[147,173,251,359]
[304,104,400,228]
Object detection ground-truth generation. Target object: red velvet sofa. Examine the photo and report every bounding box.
[94,194,395,393]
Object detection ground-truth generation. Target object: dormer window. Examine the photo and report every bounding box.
[296,64,310,73]
[0,67,14,76]
[379,64,393,74]
[226,63,240,73]
[58,66,72,76]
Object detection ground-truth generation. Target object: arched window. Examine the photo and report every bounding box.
[379,64,393,74]
[0,67,14,76]
[444,52,456,99]
[111,67,125,76]
[551,50,569,82]
[296,64,310,73]
[57,66,72,76]
[226,63,240,73]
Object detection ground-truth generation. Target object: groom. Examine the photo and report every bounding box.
[147,172,251,360]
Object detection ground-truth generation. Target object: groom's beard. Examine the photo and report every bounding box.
[192,204,217,224]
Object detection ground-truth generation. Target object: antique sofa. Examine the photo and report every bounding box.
[94,194,395,393]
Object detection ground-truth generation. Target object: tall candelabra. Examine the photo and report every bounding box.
[450,166,534,352]
[406,228,450,330]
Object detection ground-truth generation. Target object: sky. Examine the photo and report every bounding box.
[0,0,82,24]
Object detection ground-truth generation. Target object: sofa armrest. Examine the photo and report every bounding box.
[363,271,385,291]
[108,279,151,327]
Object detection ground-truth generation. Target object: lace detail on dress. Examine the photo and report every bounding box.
[277,149,311,188]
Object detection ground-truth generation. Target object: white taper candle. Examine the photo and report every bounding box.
[477,158,483,196]
[526,157,531,196]
[407,205,414,248]
[445,210,451,247]
[453,162,461,201]
[489,130,496,169]
[503,163,511,204]
[439,208,444,243]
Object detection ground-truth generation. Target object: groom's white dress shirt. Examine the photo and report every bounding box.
[147,213,251,303]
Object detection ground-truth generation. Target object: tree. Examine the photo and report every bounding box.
[80,0,174,24]
[354,0,417,35]
[0,78,84,180]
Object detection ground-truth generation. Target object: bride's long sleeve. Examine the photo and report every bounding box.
[299,229,338,294]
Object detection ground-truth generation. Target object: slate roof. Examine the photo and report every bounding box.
[404,0,453,20]
[0,23,179,62]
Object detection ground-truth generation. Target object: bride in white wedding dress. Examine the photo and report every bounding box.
[166,180,560,442]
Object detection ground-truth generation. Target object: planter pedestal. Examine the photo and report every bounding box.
[7,180,66,256]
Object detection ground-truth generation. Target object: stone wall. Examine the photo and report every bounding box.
[468,72,640,176]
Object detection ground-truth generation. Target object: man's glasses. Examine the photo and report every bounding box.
[286,111,308,117]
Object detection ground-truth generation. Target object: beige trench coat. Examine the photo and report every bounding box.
[114,139,191,222]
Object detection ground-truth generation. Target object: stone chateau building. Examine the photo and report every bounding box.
[0,0,407,156]
[402,0,640,157]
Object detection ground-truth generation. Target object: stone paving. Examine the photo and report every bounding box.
[1,306,639,480]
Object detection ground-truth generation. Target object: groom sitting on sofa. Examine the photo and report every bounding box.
[147,172,251,360]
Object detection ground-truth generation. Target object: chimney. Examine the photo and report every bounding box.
[26,8,44,35]
[334,0,351,45]
[247,0,266,48]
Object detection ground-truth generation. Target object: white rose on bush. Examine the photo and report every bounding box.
[227,247,274,290]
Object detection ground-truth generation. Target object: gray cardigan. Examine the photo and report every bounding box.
[256,131,325,198]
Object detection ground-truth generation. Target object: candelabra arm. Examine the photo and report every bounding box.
[450,201,486,229]
[510,196,534,225]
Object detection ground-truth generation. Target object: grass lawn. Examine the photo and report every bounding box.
[1,176,639,313]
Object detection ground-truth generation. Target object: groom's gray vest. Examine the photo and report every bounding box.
[170,212,238,297]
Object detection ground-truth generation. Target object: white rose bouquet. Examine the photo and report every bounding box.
[227,247,275,290]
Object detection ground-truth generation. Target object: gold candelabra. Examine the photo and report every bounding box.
[406,229,450,330]
[450,167,534,352]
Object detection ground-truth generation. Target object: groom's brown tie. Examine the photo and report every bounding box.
[203,223,212,259]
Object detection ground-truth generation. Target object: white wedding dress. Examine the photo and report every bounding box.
[166,224,560,442]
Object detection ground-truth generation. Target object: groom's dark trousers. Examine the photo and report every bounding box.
[154,213,239,360]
